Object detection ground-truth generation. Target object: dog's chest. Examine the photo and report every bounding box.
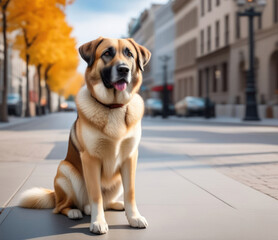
[81,121,141,174]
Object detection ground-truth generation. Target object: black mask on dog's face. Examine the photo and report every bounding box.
[100,66,113,89]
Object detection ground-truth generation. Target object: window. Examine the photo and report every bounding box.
[201,0,205,16]
[215,21,220,48]
[274,0,278,23]
[205,68,210,96]
[225,15,229,45]
[208,0,212,12]
[176,8,198,37]
[222,62,228,92]
[198,70,203,96]
[200,30,204,54]
[216,0,220,6]
[207,26,211,52]
[213,66,218,92]
[258,15,262,29]
[236,13,241,39]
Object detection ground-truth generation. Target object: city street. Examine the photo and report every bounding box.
[0,112,278,239]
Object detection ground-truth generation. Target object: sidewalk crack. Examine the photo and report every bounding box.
[169,167,237,210]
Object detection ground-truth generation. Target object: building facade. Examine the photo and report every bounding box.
[229,0,278,118]
[172,0,198,102]
[197,0,278,118]
[128,0,278,118]
[129,4,161,100]
[152,1,175,101]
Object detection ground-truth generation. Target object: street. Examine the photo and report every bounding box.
[0,112,278,239]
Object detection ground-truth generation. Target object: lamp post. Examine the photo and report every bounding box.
[205,68,211,119]
[235,0,266,121]
[159,55,170,119]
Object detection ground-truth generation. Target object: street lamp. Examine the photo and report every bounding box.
[159,55,170,119]
[235,0,266,121]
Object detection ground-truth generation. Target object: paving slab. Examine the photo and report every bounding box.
[0,162,36,210]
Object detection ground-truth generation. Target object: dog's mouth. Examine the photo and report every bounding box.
[113,79,128,91]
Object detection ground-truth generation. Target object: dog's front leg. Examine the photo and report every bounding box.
[121,150,148,228]
[81,152,108,234]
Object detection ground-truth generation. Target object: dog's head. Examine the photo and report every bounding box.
[79,37,151,105]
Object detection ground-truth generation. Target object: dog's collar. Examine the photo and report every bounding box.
[91,95,124,109]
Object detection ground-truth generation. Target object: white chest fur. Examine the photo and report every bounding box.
[81,121,141,177]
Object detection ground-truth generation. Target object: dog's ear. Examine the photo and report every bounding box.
[127,38,151,71]
[79,37,104,67]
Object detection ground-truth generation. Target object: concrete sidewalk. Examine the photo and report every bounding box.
[1,158,278,239]
[0,113,278,239]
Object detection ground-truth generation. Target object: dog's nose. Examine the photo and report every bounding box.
[117,65,129,75]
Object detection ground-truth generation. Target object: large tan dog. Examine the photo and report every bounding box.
[19,37,151,234]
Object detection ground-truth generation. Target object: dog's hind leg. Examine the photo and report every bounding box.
[53,161,85,219]
[103,181,124,211]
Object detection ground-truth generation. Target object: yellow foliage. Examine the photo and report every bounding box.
[62,72,84,98]
[7,0,81,96]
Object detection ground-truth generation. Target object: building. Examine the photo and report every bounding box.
[197,0,278,119]
[128,0,278,119]
[229,0,278,118]
[129,4,161,100]
[172,0,198,102]
[152,1,175,102]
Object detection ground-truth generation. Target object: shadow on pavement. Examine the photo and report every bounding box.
[146,160,278,172]
[0,207,132,240]
[45,141,68,160]
[142,128,278,146]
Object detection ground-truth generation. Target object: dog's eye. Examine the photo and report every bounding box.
[103,51,110,57]
[127,51,133,58]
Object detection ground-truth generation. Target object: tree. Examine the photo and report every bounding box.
[62,72,84,99]
[23,3,67,115]
[7,0,75,117]
[0,0,11,122]
[28,17,80,113]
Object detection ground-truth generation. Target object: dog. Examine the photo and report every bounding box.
[19,37,151,234]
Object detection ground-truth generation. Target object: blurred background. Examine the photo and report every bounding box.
[0,0,277,121]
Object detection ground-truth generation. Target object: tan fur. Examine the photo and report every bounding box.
[19,188,55,209]
[19,38,151,234]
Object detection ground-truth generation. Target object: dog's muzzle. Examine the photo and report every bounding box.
[101,63,131,91]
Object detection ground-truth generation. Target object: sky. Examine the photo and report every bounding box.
[66,0,168,73]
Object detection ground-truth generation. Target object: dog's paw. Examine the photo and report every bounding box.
[90,220,108,234]
[106,201,125,211]
[127,215,148,228]
[84,204,91,215]
[67,209,83,219]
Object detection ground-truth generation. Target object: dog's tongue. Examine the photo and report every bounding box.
[114,80,127,91]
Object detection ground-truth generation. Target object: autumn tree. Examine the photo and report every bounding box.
[8,0,75,117]
[24,3,68,115]
[0,0,10,122]
[62,72,84,99]
[29,17,80,113]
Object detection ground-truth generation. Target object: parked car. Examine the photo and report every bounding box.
[175,96,215,117]
[7,93,22,116]
[60,101,77,111]
[145,98,175,117]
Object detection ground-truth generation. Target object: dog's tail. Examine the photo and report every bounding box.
[19,187,55,209]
